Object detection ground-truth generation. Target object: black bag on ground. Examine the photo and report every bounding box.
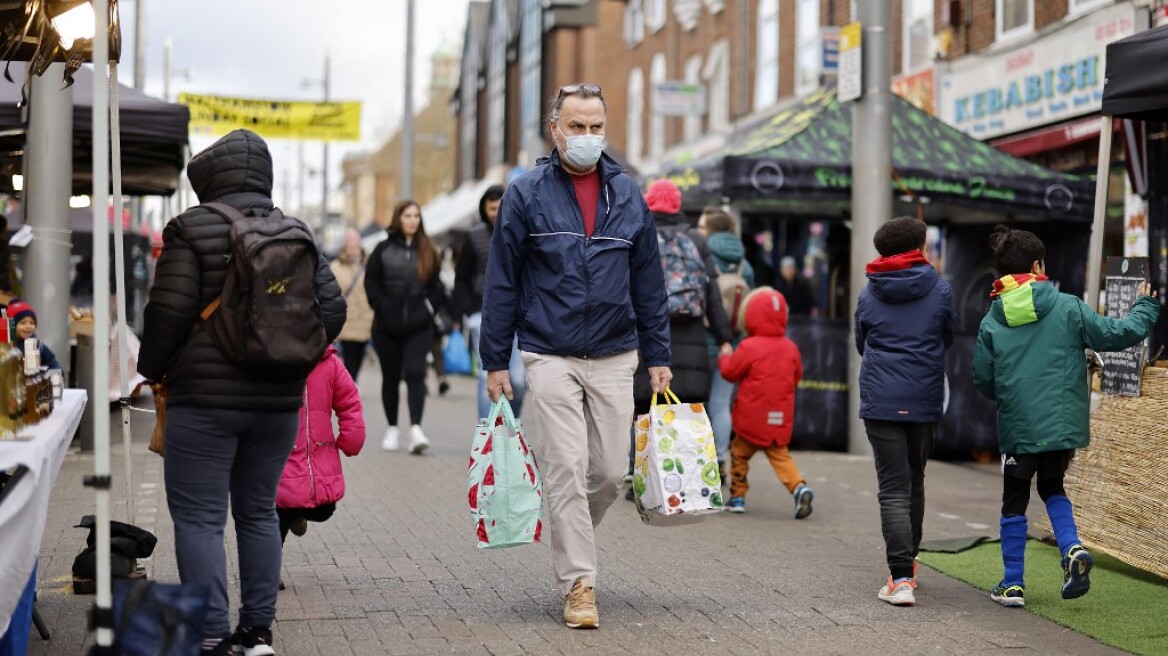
[199,202,328,380]
[72,516,157,585]
[113,579,209,656]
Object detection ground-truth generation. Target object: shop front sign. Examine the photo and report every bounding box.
[938,4,1139,140]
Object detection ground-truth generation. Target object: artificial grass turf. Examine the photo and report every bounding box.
[918,540,1168,655]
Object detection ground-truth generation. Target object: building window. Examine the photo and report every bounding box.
[684,55,703,143]
[487,1,508,167]
[649,53,667,160]
[795,0,821,96]
[628,68,644,165]
[996,0,1033,43]
[1069,0,1113,14]
[754,0,778,112]
[519,0,542,162]
[903,0,933,72]
[625,0,645,47]
[646,0,667,33]
[702,0,726,13]
[704,41,730,132]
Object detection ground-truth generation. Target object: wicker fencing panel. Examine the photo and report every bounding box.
[1033,366,1168,580]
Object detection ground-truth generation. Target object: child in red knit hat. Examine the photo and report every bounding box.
[5,299,61,370]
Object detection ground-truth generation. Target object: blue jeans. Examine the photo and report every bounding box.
[468,312,527,419]
[708,356,734,463]
[164,405,298,637]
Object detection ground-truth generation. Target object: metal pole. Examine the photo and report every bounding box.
[133,0,146,89]
[322,54,330,229]
[298,141,306,216]
[401,0,416,200]
[91,1,114,648]
[24,64,73,384]
[163,36,171,102]
[110,63,135,525]
[1085,115,1113,312]
[847,0,892,456]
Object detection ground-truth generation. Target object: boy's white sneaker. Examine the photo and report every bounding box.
[408,425,430,455]
[381,427,400,451]
[878,577,916,606]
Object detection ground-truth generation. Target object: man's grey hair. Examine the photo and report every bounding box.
[548,83,608,122]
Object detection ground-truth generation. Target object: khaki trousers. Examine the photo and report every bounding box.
[521,349,638,597]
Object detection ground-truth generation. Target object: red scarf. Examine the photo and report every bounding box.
[990,273,1049,298]
[865,250,931,274]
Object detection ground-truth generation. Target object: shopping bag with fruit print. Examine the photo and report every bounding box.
[632,388,725,526]
[467,398,543,548]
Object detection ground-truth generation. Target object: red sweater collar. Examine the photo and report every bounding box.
[866,251,931,274]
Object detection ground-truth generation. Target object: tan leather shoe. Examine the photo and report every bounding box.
[563,576,599,629]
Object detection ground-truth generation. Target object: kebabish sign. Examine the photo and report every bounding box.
[1101,256,1150,396]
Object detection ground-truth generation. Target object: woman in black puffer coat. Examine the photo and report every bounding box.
[365,200,449,455]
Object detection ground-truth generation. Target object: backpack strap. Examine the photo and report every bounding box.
[200,201,248,223]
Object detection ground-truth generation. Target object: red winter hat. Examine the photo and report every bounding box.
[644,179,682,215]
[5,299,35,325]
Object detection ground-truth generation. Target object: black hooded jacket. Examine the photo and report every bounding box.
[138,130,346,411]
[450,186,504,319]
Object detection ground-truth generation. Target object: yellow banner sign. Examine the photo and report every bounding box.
[179,92,362,142]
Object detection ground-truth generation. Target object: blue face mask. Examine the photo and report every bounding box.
[561,133,605,170]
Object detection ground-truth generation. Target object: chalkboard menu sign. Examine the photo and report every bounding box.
[1101,257,1150,397]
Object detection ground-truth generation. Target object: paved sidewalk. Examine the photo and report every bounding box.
[27,367,1122,656]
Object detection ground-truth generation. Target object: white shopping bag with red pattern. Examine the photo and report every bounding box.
[467,399,542,548]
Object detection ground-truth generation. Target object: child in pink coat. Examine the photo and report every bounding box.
[276,345,366,544]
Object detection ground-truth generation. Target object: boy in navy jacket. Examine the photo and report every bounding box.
[854,217,956,606]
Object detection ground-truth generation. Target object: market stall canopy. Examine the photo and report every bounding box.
[1101,24,1168,121]
[662,86,1096,222]
[0,63,189,195]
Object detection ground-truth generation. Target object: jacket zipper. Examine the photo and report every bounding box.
[563,178,593,357]
[304,388,316,506]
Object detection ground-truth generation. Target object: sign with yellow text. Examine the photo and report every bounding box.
[179,92,362,141]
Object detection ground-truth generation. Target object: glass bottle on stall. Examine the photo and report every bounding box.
[0,310,25,438]
[23,337,41,424]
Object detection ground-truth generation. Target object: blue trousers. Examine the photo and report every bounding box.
[164,405,298,637]
[468,312,527,419]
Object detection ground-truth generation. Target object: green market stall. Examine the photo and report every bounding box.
[661,86,1096,455]
[665,85,1095,221]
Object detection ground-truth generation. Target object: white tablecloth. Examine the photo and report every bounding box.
[0,389,87,635]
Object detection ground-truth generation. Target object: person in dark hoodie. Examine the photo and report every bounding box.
[451,185,526,419]
[365,199,448,455]
[139,129,346,656]
[854,217,955,608]
[973,226,1157,609]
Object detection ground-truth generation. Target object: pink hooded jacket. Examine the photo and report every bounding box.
[276,346,366,509]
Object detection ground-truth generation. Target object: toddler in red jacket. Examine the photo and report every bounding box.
[718,287,813,518]
[276,345,366,553]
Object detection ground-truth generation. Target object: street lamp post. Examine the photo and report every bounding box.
[401,0,416,200]
[303,56,331,231]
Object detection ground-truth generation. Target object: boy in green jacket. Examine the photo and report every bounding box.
[973,226,1159,608]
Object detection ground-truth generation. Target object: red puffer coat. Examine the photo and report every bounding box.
[718,288,802,448]
[276,347,366,509]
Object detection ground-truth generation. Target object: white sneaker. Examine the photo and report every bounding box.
[408,424,430,455]
[381,427,400,451]
[878,577,916,606]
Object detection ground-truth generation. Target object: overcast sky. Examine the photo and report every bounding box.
[122,0,471,210]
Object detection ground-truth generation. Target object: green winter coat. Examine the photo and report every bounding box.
[973,280,1159,455]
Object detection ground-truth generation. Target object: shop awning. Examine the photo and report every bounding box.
[662,86,1096,222]
[0,63,190,196]
[1102,24,1168,121]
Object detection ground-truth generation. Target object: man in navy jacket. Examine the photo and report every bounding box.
[481,83,671,630]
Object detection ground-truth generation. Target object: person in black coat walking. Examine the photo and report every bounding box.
[632,180,735,413]
[365,199,449,455]
[138,129,346,655]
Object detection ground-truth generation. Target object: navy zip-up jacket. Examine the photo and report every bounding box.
[855,261,956,422]
[480,150,671,371]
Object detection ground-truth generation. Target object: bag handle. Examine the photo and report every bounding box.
[485,397,518,428]
[649,388,682,411]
